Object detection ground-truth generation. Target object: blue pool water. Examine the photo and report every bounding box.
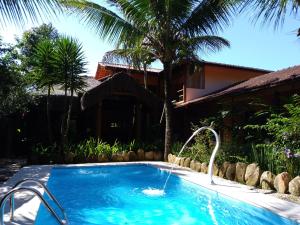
[35,165,299,225]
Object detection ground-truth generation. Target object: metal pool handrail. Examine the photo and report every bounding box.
[0,187,67,225]
[11,178,67,222]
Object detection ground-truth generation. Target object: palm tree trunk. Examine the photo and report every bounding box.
[163,61,173,161]
[60,83,68,159]
[47,85,53,143]
[143,63,148,89]
[65,87,74,148]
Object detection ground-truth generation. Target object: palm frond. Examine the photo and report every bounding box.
[0,0,62,27]
[181,0,236,36]
[242,0,300,28]
[61,0,143,44]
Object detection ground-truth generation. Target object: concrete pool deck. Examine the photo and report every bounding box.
[0,161,299,224]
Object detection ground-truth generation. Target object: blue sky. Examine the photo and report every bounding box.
[1,7,299,76]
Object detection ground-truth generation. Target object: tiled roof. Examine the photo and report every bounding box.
[202,60,272,73]
[177,65,300,108]
[98,62,163,73]
[36,76,100,97]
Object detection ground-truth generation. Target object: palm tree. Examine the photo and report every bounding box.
[0,0,62,26]
[102,44,156,89]
[242,0,300,28]
[31,40,58,143]
[53,36,87,155]
[62,0,234,160]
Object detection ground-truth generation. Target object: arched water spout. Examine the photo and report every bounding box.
[163,126,220,191]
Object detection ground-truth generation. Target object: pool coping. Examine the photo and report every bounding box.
[0,161,299,224]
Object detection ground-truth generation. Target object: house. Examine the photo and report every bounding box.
[94,61,300,142]
[174,65,300,141]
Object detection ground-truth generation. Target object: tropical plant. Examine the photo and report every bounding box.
[30,40,58,143]
[17,23,59,74]
[245,94,300,176]
[61,0,234,160]
[103,44,156,89]
[242,0,300,29]
[53,36,87,156]
[0,38,34,117]
[0,1,62,26]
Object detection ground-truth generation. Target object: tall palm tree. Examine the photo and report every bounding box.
[242,0,300,29]
[102,44,156,89]
[31,40,58,143]
[0,0,62,26]
[62,0,234,160]
[53,36,87,156]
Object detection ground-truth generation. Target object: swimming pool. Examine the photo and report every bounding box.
[35,164,299,225]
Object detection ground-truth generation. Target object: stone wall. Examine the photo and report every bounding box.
[168,154,300,197]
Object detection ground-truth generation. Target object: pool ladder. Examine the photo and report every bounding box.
[0,179,68,225]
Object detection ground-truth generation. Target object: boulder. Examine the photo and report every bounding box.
[289,176,300,196]
[145,151,154,161]
[167,153,173,163]
[154,151,163,161]
[226,163,236,181]
[195,162,202,172]
[213,164,219,176]
[274,172,291,194]
[180,157,186,167]
[174,157,181,165]
[190,160,196,170]
[245,163,262,186]
[201,162,208,173]
[112,153,123,162]
[122,151,129,161]
[128,151,137,161]
[137,149,145,161]
[65,152,75,163]
[183,158,191,168]
[235,162,248,183]
[260,171,275,190]
[98,154,109,162]
[219,162,230,178]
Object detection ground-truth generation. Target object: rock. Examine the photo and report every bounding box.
[274,172,291,194]
[98,154,109,162]
[245,163,262,186]
[168,153,173,163]
[180,157,186,167]
[121,151,129,161]
[190,160,196,170]
[154,151,163,161]
[226,164,236,181]
[183,158,191,168]
[260,171,275,190]
[219,162,230,178]
[289,176,300,196]
[65,152,75,163]
[137,149,145,161]
[213,164,219,176]
[128,151,137,161]
[112,153,123,162]
[174,157,181,165]
[201,162,208,173]
[145,151,154,161]
[235,162,248,183]
[195,162,202,172]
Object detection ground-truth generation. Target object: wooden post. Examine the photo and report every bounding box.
[96,101,102,139]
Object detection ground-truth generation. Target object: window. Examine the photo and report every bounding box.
[186,64,205,89]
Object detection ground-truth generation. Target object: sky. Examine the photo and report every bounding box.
[1,6,300,76]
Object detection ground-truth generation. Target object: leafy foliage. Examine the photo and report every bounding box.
[245,95,300,176]
[0,0,62,27]
[0,38,35,117]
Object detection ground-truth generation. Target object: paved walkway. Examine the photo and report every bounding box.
[0,159,27,185]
